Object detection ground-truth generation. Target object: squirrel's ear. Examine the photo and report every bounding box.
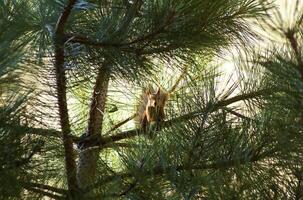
[146,84,153,95]
[156,88,161,95]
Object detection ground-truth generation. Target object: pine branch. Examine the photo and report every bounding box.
[223,107,254,121]
[54,0,78,195]
[121,9,175,46]
[119,181,137,197]
[76,62,111,189]
[55,0,77,34]
[22,185,64,200]
[285,30,303,77]
[114,0,143,37]
[168,66,188,94]
[87,65,110,136]
[66,33,122,48]
[106,113,137,134]
[295,170,303,200]
[67,32,180,55]
[103,142,137,149]
[100,89,274,145]
[73,89,275,148]
[20,182,67,195]
[24,127,60,138]
[88,148,276,192]
[1,142,43,171]
[137,45,179,55]
[66,7,176,59]
[66,7,174,49]
[1,123,61,138]
[113,180,138,197]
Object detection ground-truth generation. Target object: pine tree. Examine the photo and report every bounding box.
[1,0,303,199]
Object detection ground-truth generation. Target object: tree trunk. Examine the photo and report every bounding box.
[54,35,78,197]
[77,66,110,190]
[53,0,79,197]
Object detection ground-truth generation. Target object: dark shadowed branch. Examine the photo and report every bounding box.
[87,148,276,192]
[99,89,275,145]
[53,0,78,195]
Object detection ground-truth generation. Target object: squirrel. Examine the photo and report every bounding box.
[136,66,187,135]
[136,86,167,133]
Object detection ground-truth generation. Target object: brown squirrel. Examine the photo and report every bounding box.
[136,86,167,132]
[136,66,187,134]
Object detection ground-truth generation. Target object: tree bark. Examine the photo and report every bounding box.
[53,0,78,197]
[77,65,110,190]
[286,32,303,199]
[54,36,78,196]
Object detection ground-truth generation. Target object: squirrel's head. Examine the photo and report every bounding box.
[146,88,161,108]
[145,88,161,122]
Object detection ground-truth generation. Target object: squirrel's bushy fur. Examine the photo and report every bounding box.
[135,66,187,134]
[136,85,168,132]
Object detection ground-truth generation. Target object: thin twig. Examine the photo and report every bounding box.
[106,113,137,134]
